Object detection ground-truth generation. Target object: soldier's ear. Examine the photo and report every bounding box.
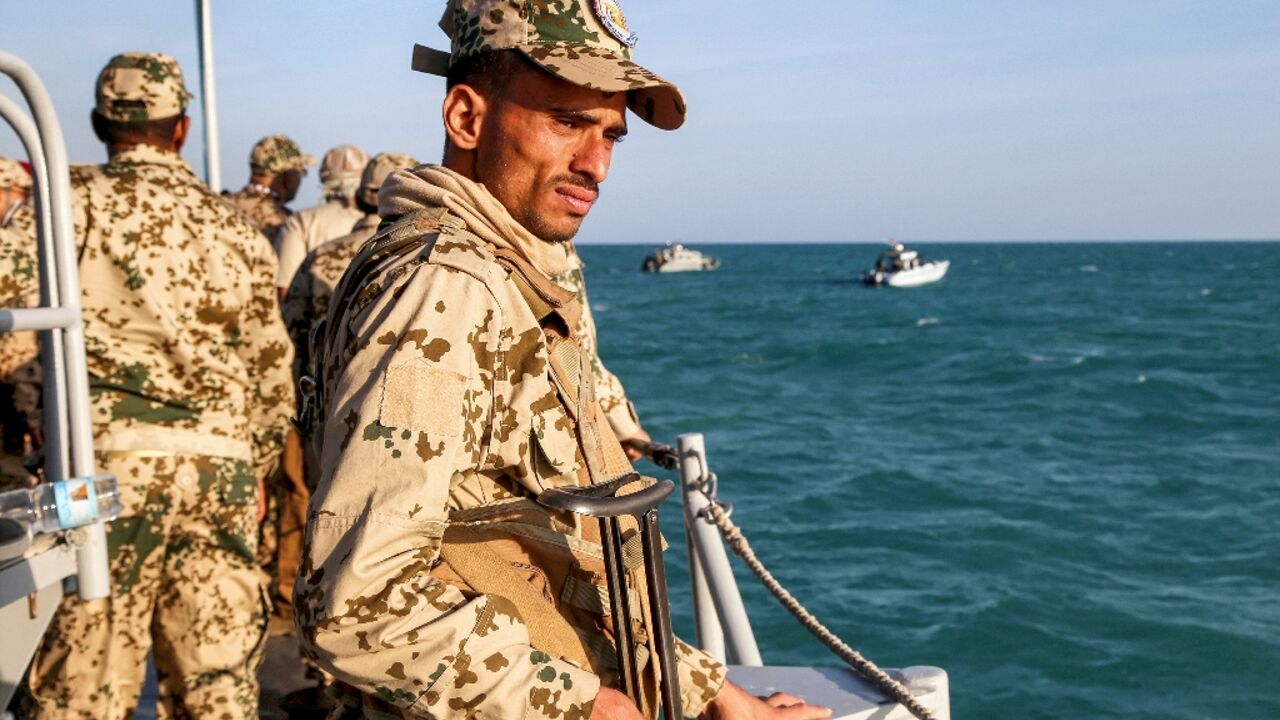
[90,111,110,144]
[442,84,487,151]
[172,115,192,154]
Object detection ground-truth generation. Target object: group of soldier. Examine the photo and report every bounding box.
[0,2,833,719]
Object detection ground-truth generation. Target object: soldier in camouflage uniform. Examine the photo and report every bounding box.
[224,134,315,240]
[281,151,417,395]
[274,144,370,297]
[0,157,38,492]
[19,52,295,720]
[296,3,827,719]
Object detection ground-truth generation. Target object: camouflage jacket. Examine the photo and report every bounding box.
[296,166,724,720]
[68,146,294,474]
[225,184,291,241]
[549,249,643,442]
[280,213,378,384]
[274,198,366,290]
[0,204,40,473]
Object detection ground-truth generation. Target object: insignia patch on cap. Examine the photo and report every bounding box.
[593,0,638,48]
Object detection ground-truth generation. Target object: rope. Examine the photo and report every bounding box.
[696,481,940,720]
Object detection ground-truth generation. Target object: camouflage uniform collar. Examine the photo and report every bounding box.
[107,144,191,171]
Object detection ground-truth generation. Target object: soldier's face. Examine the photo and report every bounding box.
[474,68,628,243]
[277,168,304,203]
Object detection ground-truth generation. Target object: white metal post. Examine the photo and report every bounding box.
[0,51,109,600]
[196,0,222,192]
[677,433,763,666]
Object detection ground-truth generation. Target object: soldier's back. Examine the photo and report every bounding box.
[75,146,290,458]
[224,184,289,240]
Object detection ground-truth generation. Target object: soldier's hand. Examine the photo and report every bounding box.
[701,680,831,720]
[590,686,644,720]
[619,428,652,461]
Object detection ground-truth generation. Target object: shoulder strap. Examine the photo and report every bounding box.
[304,209,448,426]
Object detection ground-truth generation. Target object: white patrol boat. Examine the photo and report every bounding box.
[641,242,720,273]
[862,242,950,288]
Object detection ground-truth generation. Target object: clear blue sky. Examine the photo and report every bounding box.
[3,1,1278,242]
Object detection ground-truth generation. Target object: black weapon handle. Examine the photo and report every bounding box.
[537,474,674,518]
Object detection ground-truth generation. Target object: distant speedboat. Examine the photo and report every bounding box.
[862,241,949,287]
[642,243,720,273]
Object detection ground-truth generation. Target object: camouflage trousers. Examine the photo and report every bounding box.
[22,451,269,720]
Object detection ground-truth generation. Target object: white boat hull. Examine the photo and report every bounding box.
[881,260,949,287]
[655,258,716,272]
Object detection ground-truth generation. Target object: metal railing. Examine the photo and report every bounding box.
[0,49,109,712]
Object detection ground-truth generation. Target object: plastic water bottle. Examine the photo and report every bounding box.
[0,475,122,535]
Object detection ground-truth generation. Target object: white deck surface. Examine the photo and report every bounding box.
[729,665,950,720]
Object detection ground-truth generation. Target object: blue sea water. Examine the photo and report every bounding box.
[581,242,1279,720]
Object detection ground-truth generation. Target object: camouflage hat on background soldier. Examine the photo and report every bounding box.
[95,51,193,122]
[0,158,31,190]
[357,152,418,207]
[411,0,686,130]
[249,134,316,175]
[318,145,368,186]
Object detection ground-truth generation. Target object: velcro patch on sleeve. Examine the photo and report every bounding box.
[379,361,467,437]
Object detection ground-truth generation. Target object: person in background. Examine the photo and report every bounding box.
[224,133,315,240]
[273,144,369,299]
[0,157,31,227]
[0,157,38,494]
[281,151,417,398]
[18,52,294,720]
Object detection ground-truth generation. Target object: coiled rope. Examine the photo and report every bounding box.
[694,473,939,720]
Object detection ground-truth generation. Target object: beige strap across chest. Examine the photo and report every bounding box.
[492,247,634,486]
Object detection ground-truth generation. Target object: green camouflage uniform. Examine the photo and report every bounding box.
[294,166,724,720]
[225,134,316,240]
[18,53,295,720]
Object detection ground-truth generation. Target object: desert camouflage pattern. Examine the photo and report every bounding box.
[319,144,369,185]
[274,197,366,289]
[550,247,643,441]
[295,169,724,719]
[250,133,316,174]
[281,213,379,388]
[47,145,295,477]
[427,0,686,130]
[0,203,39,492]
[358,151,420,207]
[23,452,268,720]
[0,155,31,189]
[225,183,292,240]
[15,142,291,718]
[94,51,193,122]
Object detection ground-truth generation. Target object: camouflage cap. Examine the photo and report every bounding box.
[94,52,193,122]
[0,157,32,190]
[319,144,370,184]
[411,0,686,130]
[358,152,419,206]
[250,134,317,175]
